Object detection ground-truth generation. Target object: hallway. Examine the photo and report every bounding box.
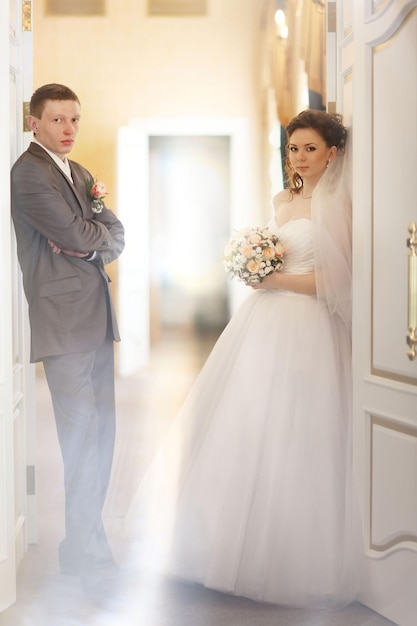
[0,329,396,626]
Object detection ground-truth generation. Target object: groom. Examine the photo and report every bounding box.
[11,83,125,603]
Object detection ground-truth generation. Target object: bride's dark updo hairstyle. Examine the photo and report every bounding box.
[284,109,347,193]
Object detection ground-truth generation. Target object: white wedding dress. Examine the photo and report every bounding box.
[126,217,360,609]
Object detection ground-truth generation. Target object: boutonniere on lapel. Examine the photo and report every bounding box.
[86,176,108,213]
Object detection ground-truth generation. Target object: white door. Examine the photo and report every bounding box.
[345,1,417,624]
[0,0,34,612]
[0,0,17,608]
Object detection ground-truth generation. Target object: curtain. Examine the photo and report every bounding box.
[271,0,326,126]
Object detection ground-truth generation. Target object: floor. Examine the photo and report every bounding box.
[0,328,396,626]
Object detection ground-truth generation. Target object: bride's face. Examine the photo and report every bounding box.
[288,127,336,185]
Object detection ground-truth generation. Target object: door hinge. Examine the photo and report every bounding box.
[327,1,336,34]
[22,0,32,31]
[26,465,36,496]
[23,102,31,132]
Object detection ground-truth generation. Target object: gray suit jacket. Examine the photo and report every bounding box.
[11,142,125,362]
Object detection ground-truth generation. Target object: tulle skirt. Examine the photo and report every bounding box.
[125,288,361,608]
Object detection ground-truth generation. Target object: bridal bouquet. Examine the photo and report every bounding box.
[223,226,285,284]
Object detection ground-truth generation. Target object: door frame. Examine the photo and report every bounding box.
[117,117,259,376]
[0,0,35,612]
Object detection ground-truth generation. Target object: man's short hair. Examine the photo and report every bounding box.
[30,83,80,118]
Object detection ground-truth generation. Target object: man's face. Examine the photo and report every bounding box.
[28,99,81,160]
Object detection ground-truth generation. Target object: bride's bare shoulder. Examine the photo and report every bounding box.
[272,188,292,210]
[272,189,298,227]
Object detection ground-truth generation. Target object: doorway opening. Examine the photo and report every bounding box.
[148,135,230,345]
[117,117,252,376]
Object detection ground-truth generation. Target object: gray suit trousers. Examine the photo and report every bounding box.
[43,336,116,574]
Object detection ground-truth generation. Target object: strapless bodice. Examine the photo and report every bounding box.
[267,217,314,275]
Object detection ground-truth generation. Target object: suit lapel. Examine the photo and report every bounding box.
[69,163,90,216]
[28,142,89,216]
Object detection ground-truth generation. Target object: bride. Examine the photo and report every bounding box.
[125,109,361,609]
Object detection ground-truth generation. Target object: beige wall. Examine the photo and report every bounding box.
[34,0,267,218]
[33,0,272,363]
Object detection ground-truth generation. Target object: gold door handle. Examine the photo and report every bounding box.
[407,222,417,360]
